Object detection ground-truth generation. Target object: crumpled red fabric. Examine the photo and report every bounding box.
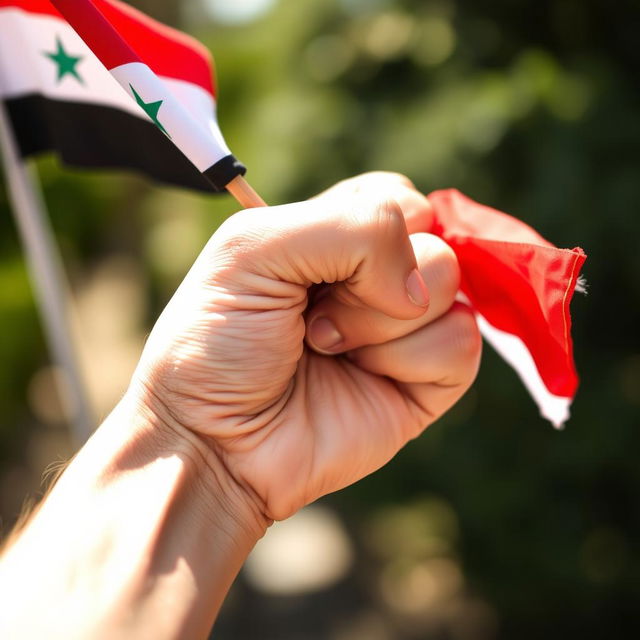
[428,189,586,427]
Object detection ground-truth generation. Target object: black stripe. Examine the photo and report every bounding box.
[4,94,245,192]
[203,154,246,188]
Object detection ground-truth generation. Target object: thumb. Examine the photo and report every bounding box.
[210,194,430,320]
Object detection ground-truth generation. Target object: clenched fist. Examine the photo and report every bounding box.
[0,173,482,640]
[134,172,481,523]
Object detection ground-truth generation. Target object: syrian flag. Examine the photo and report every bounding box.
[428,189,586,428]
[0,2,586,428]
[0,0,243,191]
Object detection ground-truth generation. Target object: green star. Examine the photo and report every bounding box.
[44,36,83,84]
[129,84,171,138]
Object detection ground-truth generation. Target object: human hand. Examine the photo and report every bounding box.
[0,173,481,640]
[133,172,481,527]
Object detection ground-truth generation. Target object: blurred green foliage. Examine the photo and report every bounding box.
[1,0,639,638]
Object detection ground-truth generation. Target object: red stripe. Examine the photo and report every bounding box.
[51,0,139,70]
[429,189,586,398]
[0,0,215,96]
[0,0,60,18]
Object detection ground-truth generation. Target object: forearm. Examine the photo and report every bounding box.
[0,387,267,639]
[0,174,480,639]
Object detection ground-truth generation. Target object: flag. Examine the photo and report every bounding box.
[0,0,243,191]
[428,189,586,428]
[0,1,585,426]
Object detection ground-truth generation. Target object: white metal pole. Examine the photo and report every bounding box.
[0,101,93,444]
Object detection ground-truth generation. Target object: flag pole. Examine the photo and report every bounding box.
[0,102,94,445]
[226,175,267,209]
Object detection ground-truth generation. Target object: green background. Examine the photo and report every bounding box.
[1,0,638,638]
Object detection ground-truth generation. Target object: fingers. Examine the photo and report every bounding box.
[306,233,460,354]
[211,189,431,321]
[315,171,417,197]
[315,172,435,235]
[348,303,482,430]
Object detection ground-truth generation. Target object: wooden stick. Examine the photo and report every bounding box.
[226,175,267,209]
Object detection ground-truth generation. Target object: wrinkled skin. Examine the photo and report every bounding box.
[135,173,482,522]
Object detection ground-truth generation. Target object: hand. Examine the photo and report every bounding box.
[134,172,481,525]
[0,173,482,639]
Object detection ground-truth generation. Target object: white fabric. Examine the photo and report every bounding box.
[111,62,230,170]
[0,7,226,169]
[478,314,571,429]
[457,293,571,428]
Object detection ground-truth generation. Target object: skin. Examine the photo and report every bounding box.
[0,173,481,639]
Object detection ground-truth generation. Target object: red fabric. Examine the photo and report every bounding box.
[428,189,586,398]
[1,0,216,95]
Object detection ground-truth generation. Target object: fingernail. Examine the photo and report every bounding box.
[406,268,429,308]
[307,316,344,353]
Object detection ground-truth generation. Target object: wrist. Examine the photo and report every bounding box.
[113,380,271,544]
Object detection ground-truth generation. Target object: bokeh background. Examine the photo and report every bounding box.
[1,0,639,638]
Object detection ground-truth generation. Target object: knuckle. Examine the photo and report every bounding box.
[371,198,407,240]
[212,210,253,251]
[344,171,415,193]
[416,234,460,294]
[437,247,461,296]
[383,172,416,190]
[449,305,482,371]
[361,171,415,189]
[210,209,276,267]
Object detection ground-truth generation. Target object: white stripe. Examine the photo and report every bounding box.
[0,8,224,164]
[0,9,139,113]
[457,293,571,428]
[111,62,230,170]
